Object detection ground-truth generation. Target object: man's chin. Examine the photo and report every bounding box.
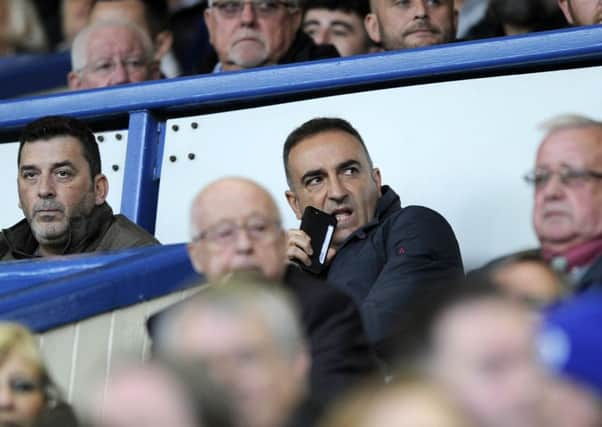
[228,49,269,69]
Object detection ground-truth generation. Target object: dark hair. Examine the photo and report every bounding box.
[283,117,373,186]
[92,0,169,36]
[18,116,101,179]
[304,0,370,16]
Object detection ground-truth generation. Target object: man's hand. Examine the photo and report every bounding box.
[287,229,336,267]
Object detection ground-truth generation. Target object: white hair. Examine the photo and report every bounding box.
[540,114,602,134]
[70,19,155,72]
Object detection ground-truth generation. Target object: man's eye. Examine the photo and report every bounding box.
[343,166,359,175]
[257,0,279,11]
[94,62,113,71]
[393,0,411,7]
[55,169,73,178]
[214,227,236,240]
[21,171,37,180]
[305,177,322,187]
[219,1,240,12]
[248,223,269,233]
[428,0,443,5]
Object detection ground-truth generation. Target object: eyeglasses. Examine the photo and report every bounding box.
[79,57,150,78]
[193,217,281,247]
[523,167,602,188]
[210,0,296,19]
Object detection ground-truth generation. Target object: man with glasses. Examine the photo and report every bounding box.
[68,19,160,90]
[204,0,339,72]
[525,114,602,290]
[148,177,376,403]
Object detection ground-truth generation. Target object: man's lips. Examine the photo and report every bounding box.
[330,208,353,224]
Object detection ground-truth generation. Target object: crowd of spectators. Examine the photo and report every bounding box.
[0,0,597,92]
[0,0,601,427]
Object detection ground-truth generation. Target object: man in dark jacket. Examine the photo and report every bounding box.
[149,177,376,403]
[0,115,158,261]
[284,117,464,353]
[203,0,338,72]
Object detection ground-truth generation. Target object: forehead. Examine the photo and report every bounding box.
[288,130,369,170]
[305,8,363,26]
[19,136,87,166]
[194,184,278,226]
[0,351,40,378]
[87,26,144,59]
[537,126,602,166]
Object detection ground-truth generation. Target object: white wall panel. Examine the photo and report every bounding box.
[154,66,602,268]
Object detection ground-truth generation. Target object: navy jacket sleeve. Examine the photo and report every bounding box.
[360,206,464,344]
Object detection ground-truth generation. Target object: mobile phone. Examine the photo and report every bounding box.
[300,206,337,274]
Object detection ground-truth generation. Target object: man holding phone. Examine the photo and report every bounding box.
[284,117,464,354]
[150,177,376,403]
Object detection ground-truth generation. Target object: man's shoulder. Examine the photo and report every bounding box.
[99,214,160,250]
[278,31,339,65]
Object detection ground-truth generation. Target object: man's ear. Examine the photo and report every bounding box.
[204,8,216,46]
[154,30,173,60]
[94,174,109,205]
[364,13,382,44]
[290,7,303,32]
[372,167,382,194]
[67,71,82,90]
[557,0,574,24]
[187,241,204,273]
[285,190,303,220]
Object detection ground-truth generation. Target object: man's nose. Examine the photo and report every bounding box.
[37,173,56,198]
[413,0,429,18]
[240,2,258,25]
[109,61,131,85]
[540,173,565,199]
[234,227,254,252]
[313,28,330,45]
[327,177,348,202]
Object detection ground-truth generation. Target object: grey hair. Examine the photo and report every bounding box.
[540,114,602,134]
[71,19,155,72]
[157,278,307,359]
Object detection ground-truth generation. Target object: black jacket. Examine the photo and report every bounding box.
[322,186,464,347]
[147,265,376,403]
[0,203,159,260]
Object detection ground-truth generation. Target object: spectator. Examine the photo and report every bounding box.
[471,250,565,308]
[88,358,234,427]
[68,20,160,90]
[0,322,78,427]
[302,0,378,56]
[525,114,602,291]
[319,374,473,427]
[558,0,602,25]
[283,117,463,356]
[203,0,339,72]
[364,0,457,51]
[89,0,180,78]
[0,0,47,55]
[0,116,159,261]
[463,0,566,40]
[156,281,311,427]
[393,278,545,427]
[148,177,376,403]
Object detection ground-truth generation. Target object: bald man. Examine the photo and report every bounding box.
[149,177,376,402]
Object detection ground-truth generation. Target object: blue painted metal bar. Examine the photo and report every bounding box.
[120,111,162,233]
[0,52,71,99]
[0,245,172,295]
[0,244,202,332]
[0,26,600,130]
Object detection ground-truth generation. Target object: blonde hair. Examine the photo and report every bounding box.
[0,322,56,403]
